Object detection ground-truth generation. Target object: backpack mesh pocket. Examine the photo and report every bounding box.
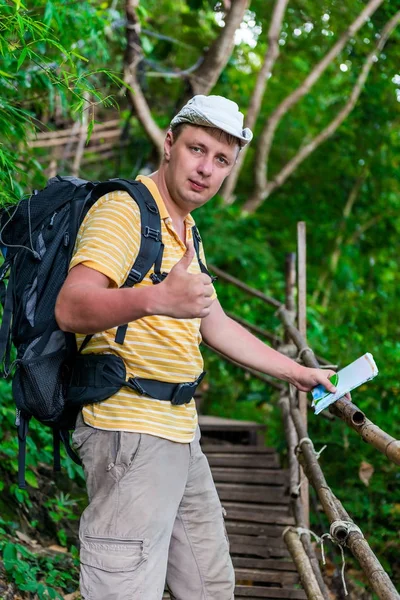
[13,348,69,423]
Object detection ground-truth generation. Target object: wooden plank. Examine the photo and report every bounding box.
[225,521,287,538]
[232,558,297,572]
[167,588,307,600]
[235,585,306,599]
[216,483,287,505]
[230,542,290,558]
[236,569,299,585]
[224,502,295,525]
[211,468,287,485]
[207,454,280,469]
[229,533,286,548]
[228,534,287,550]
[229,537,290,559]
[202,444,276,454]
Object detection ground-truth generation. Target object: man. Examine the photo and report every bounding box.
[55,95,337,600]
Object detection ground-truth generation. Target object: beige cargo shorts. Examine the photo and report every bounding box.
[72,415,235,600]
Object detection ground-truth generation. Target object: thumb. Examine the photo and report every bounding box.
[176,241,195,271]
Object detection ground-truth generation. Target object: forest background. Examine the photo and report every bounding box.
[0,0,399,597]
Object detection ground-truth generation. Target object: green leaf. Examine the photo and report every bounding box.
[25,470,39,488]
[3,542,17,565]
[71,50,89,62]
[0,70,15,79]
[17,47,29,71]
[141,36,154,55]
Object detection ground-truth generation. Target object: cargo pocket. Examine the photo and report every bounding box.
[80,535,148,600]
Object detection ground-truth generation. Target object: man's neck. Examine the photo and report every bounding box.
[149,169,189,238]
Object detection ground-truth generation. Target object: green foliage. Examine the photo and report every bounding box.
[1,0,399,593]
[0,0,125,203]
[1,536,78,598]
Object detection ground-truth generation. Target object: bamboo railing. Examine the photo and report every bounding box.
[209,265,400,467]
[208,223,400,599]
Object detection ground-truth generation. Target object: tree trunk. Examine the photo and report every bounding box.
[243,0,386,212]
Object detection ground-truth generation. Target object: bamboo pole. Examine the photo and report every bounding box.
[225,312,281,346]
[278,393,299,498]
[282,255,300,496]
[208,264,282,308]
[202,343,284,390]
[33,118,121,140]
[280,379,329,596]
[29,127,122,148]
[277,306,400,463]
[283,528,325,600]
[291,498,330,599]
[285,252,296,343]
[297,223,309,527]
[329,402,400,466]
[289,393,400,599]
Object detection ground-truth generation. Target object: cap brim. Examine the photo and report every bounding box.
[170,111,252,146]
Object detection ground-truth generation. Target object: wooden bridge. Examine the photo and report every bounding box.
[165,415,306,599]
[201,416,305,599]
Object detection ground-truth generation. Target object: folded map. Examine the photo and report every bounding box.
[312,353,378,415]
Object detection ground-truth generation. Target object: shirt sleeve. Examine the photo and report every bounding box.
[69,191,141,288]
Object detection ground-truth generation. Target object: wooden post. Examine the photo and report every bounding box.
[285,252,296,343]
[283,528,325,600]
[297,221,309,527]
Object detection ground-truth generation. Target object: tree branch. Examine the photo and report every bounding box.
[221,0,289,204]
[124,0,164,159]
[347,211,397,246]
[312,170,367,306]
[246,0,385,210]
[187,0,250,97]
[72,93,91,177]
[244,10,400,212]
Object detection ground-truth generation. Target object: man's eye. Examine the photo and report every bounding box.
[217,156,228,165]
[191,146,202,153]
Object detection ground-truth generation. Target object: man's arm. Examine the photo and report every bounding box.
[200,299,336,393]
[55,243,214,333]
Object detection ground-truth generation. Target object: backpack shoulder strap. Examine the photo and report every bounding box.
[192,225,216,282]
[91,179,162,286]
[90,179,163,345]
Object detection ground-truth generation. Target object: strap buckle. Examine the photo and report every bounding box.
[127,377,146,395]
[171,372,206,406]
[126,268,142,285]
[150,272,168,285]
[143,226,161,241]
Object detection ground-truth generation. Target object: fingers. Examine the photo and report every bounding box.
[319,370,337,393]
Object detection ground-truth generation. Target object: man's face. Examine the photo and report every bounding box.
[163,125,239,212]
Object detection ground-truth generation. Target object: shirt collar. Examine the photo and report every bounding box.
[136,174,195,227]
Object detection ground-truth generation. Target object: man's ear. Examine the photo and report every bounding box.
[164,130,174,161]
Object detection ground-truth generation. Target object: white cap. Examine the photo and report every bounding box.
[170,95,253,147]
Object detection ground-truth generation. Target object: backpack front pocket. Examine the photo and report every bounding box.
[13,347,68,423]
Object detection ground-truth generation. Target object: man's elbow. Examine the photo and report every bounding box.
[55,296,74,332]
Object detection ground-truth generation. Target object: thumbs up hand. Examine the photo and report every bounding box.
[156,241,214,319]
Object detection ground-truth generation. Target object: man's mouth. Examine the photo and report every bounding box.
[189,179,208,191]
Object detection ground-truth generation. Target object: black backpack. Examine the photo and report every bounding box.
[0,176,209,487]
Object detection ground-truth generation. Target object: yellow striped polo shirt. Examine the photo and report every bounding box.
[69,175,215,443]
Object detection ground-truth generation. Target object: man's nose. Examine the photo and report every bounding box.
[197,157,213,177]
